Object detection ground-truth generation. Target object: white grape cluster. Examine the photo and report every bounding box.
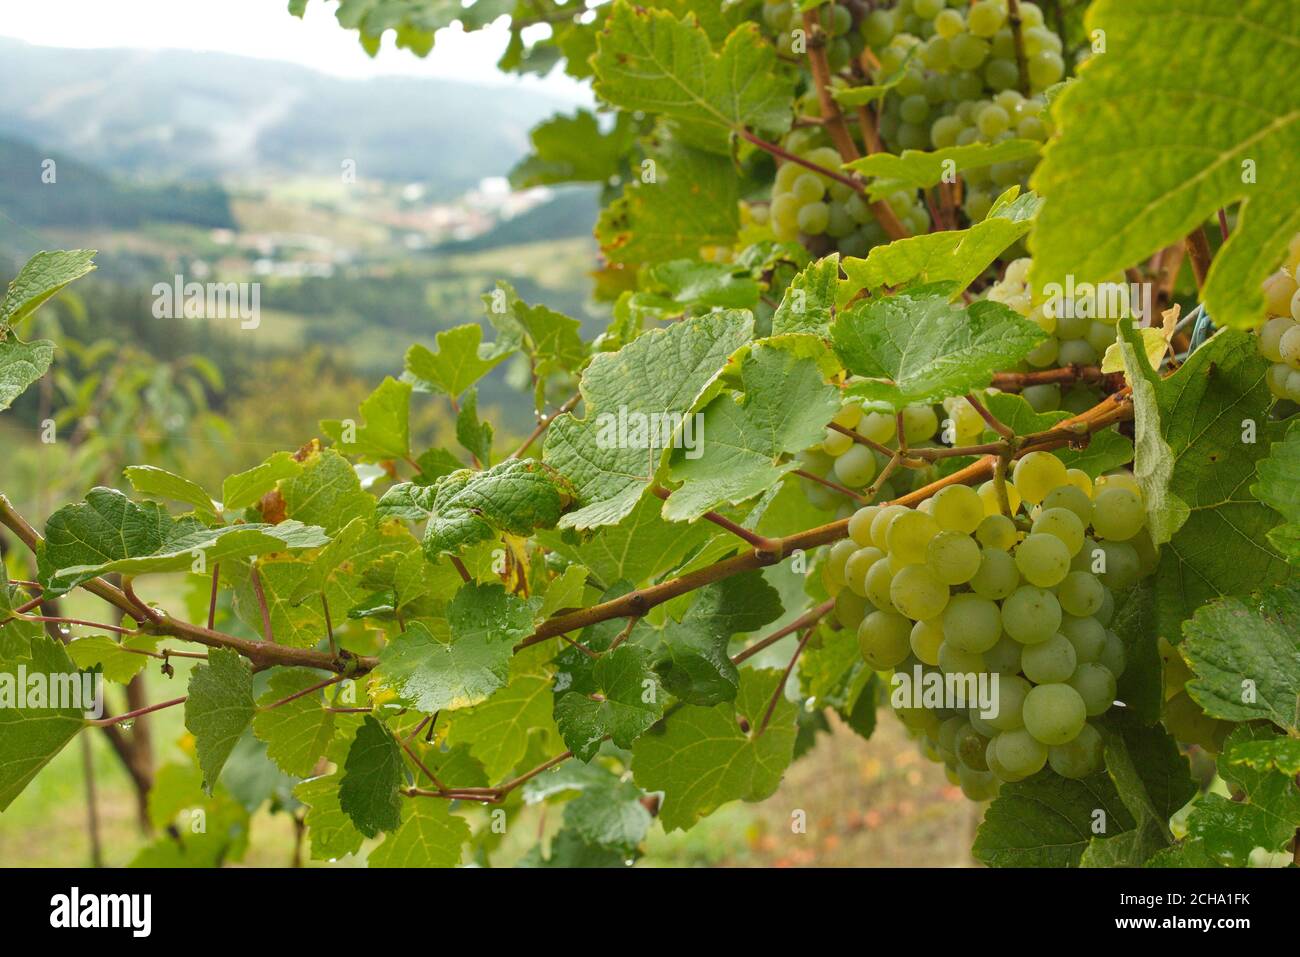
[799,398,940,510]
[760,135,931,254]
[763,0,860,72]
[1258,235,1300,403]
[862,0,1063,222]
[986,257,1117,414]
[822,452,1156,799]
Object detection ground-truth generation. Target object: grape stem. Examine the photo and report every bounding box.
[509,391,581,460]
[1006,0,1032,96]
[652,485,779,552]
[757,625,814,736]
[792,467,869,503]
[87,695,186,728]
[733,598,835,665]
[1185,225,1214,289]
[965,392,1015,441]
[992,454,1015,518]
[989,365,1117,392]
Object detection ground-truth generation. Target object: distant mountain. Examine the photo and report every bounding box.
[0,39,572,197]
[0,135,235,230]
[435,187,600,253]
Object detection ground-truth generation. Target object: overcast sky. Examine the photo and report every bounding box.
[0,0,591,100]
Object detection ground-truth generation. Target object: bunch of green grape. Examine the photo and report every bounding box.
[798,397,941,512]
[862,0,1064,222]
[1258,234,1300,403]
[985,257,1119,414]
[821,453,1156,800]
[762,0,861,71]
[760,126,931,254]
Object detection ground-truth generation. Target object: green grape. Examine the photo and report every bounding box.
[886,509,942,565]
[994,89,1024,112]
[976,103,1010,137]
[858,610,913,669]
[1048,722,1103,779]
[977,479,1022,518]
[899,93,931,125]
[950,69,984,100]
[1055,309,1090,340]
[1013,450,1068,505]
[949,32,990,69]
[968,709,1000,740]
[986,674,1030,732]
[822,426,854,456]
[870,504,911,549]
[984,738,1017,781]
[1019,2,1046,28]
[827,3,852,37]
[1068,662,1116,716]
[1096,540,1141,590]
[774,161,804,193]
[954,723,991,771]
[1041,484,1092,525]
[1021,632,1077,684]
[897,121,929,150]
[864,556,898,612]
[832,400,863,430]
[931,485,985,534]
[983,57,1020,91]
[913,0,944,19]
[1022,383,1061,412]
[969,546,1020,599]
[941,594,1002,653]
[896,704,940,735]
[1058,570,1105,617]
[826,200,856,238]
[858,410,898,444]
[844,546,885,597]
[910,617,945,666]
[845,192,874,224]
[1091,487,1146,541]
[1060,614,1106,663]
[860,8,895,46]
[967,0,1006,37]
[1022,683,1087,746]
[1028,50,1065,88]
[926,530,982,584]
[1016,114,1048,140]
[975,513,1018,550]
[992,728,1048,779]
[1094,471,1141,497]
[1070,537,1100,574]
[1259,316,1294,362]
[798,201,830,235]
[848,505,880,546]
[933,7,964,39]
[1099,630,1126,678]
[1025,336,1060,368]
[901,404,939,444]
[1001,585,1062,644]
[826,538,857,586]
[1014,532,1071,587]
[938,641,986,676]
[937,715,965,753]
[984,634,1023,674]
[835,588,869,629]
[1094,586,1116,627]
[958,766,999,800]
[890,564,950,621]
[1031,507,1086,556]
[833,443,879,487]
[1058,338,1098,367]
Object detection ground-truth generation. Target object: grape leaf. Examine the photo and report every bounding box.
[511,109,637,189]
[375,583,534,713]
[1253,421,1300,522]
[321,376,412,462]
[554,644,664,760]
[66,635,159,684]
[481,281,585,379]
[845,139,1040,201]
[771,254,840,337]
[281,447,376,534]
[381,459,575,558]
[289,0,465,56]
[185,648,255,794]
[403,324,508,399]
[455,386,493,465]
[252,669,336,778]
[1181,582,1299,733]
[123,465,216,519]
[444,674,558,782]
[0,565,42,658]
[0,339,55,412]
[591,4,793,154]
[664,341,840,520]
[221,451,302,512]
[38,487,329,595]
[1184,725,1300,866]
[0,249,96,331]
[974,771,1133,867]
[596,139,740,266]
[1225,734,1300,777]
[1119,328,1292,638]
[294,773,364,861]
[1030,0,1300,331]
[832,287,1046,410]
[840,190,1039,297]
[643,259,762,312]
[544,310,753,530]
[1109,580,1162,724]
[562,771,653,854]
[631,668,797,831]
[368,798,469,867]
[339,715,404,837]
[0,636,87,811]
